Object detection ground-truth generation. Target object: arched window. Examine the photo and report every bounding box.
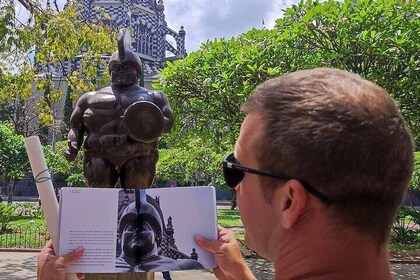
[134,24,153,56]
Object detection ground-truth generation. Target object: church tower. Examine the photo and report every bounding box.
[69,0,186,80]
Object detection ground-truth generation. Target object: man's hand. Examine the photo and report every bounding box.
[38,240,85,280]
[195,225,256,280]
[65,141,78,162]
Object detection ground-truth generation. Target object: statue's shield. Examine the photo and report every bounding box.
[123,101,164,143]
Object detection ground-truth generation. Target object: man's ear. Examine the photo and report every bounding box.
[275,179,308,229]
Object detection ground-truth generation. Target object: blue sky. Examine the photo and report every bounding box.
[163,0,296,53]
[15,0,297,53]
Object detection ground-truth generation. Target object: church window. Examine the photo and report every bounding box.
[134,24,153,57]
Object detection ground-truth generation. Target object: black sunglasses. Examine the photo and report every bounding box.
[223,152,332,204]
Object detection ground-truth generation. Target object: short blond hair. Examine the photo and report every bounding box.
[242,68,414,244]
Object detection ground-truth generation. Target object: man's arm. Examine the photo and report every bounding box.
[38,240,84,280]
[196,225,256,280]
[65,95,87,162]
[151,91,174,133]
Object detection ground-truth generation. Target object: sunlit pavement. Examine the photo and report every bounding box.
[0,251,420,280]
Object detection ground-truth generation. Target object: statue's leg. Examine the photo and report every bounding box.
[84,153,118,188]
[120,152,158,189]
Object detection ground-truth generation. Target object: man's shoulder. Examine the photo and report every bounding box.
[79,86,112,99]
[148,90,168,102]
[96,86,113,94]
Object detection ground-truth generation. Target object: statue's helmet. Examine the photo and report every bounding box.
[119,200,164,245]
[109,28,142,74]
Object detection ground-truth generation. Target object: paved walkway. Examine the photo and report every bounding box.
[1,251,420,280]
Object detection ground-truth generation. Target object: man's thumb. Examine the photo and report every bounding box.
[195,235,221,253]
[57,246,84,266]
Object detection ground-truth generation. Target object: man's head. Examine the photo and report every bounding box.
[119,201,163,260]
[109,59,141,88]
[238,68,413,247]
[108,29,142,87]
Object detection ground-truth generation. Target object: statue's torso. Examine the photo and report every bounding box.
[81,85,157,165]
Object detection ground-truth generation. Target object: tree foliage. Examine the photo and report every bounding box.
[156,0,419,187]
[0,125,85,191]
[275,0,419,146]
[44,140,85,187]
[411,152,420,191]
[156,28,280,151]
[0,123,28,181]
[0,1,116,125]
[156,137,224,187]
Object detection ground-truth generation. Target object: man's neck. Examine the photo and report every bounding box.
[272,227,392,280]
[111,83,138,94]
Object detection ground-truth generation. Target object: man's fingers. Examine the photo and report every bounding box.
[217,225,236,244]
[195,235,222,254]
[39,239,54,255]
[212,267,227,279]
[217,224,226,231]
[56,246,84,266]
[77,272,85,279]
[45,239,53,248]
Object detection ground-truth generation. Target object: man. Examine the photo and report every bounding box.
[196,68,414,280]
[37,240,84,280]
[116,198,204,272]
[65,29,174,188]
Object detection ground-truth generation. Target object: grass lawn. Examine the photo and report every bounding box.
[0,221,49,249]
[7,209,243,229]
[3,208,419,251]
[9,216,47,228]
[390,243,420,250]
[217,209,245,240]
[0,205,48,249]
[217,209,243,228]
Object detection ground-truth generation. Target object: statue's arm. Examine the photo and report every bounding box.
[65,96,87,161]
[152,91,174,133]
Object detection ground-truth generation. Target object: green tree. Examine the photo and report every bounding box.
[156,137,225,187]
[156,28,283,157]
[159,0,418,146]
[410,152,420,191]
[0,123,28,202]
[156,0,419,184]
[44,140,85,187]
[0,1,117,125]
[275,0,419,147]
[61,87,73,139]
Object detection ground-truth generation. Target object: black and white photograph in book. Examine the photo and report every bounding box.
[115,189,204,272]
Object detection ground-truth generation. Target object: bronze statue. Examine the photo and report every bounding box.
[65,29,174,189]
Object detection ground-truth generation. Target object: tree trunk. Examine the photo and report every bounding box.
[7,181,14,204]
[407,188,414,208]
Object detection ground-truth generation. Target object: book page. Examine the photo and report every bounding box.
[58,186,217,273]
[58,188,120,273]
[146,186,218,269]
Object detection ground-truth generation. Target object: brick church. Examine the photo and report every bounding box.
[68,0,187,86]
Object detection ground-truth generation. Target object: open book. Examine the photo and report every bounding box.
[58,186,218,273]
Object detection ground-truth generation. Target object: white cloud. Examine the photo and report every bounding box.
[164,0,298,53]
[265,0,296,29]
